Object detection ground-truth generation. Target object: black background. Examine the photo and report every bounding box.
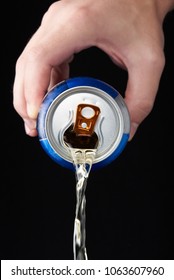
[2,1,174,260]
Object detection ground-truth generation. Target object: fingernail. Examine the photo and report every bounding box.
[129,122,139,141]
[24,121,37,137]
[27,104,39,119]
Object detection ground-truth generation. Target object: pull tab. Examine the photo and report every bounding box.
[63,104,101,149]
[73,104,100,136]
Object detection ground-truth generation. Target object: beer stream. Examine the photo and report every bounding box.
[69,148,96,260]
[63,104,100,260]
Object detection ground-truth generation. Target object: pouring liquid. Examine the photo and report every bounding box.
[69,148,97,260]
[63,106,100,260]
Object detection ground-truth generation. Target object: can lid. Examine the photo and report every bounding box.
[37,77,130,170]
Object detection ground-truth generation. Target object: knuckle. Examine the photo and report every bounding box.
[140,100,154,116]
[145,47,165,70]
[129,44,165,74]
[70,6,92,26]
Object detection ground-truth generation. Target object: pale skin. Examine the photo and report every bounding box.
[13,0,174,139]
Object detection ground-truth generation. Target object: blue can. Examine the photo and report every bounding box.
[37,77,130,170]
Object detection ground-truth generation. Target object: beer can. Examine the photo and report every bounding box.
[37,77,130,170]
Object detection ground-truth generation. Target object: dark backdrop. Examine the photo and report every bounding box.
[2,1,174,260]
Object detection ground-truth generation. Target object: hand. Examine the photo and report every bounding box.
[13,0,174,139]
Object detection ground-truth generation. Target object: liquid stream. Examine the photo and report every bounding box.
[69,148,97,260]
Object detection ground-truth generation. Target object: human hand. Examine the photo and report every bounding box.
[13,0,174,139]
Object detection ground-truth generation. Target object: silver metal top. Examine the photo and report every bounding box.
[45,86,130,164]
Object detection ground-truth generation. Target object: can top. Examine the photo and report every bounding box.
[37,77,130,170]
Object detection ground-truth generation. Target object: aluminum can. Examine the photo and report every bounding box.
[37,77,130,170]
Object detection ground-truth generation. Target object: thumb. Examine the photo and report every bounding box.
[124,51,165,140]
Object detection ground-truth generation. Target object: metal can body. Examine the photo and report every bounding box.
[37,77,130,170]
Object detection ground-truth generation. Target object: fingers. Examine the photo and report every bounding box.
[124,47,165,140]
[13,51,68,136]
[13,2,93,136]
